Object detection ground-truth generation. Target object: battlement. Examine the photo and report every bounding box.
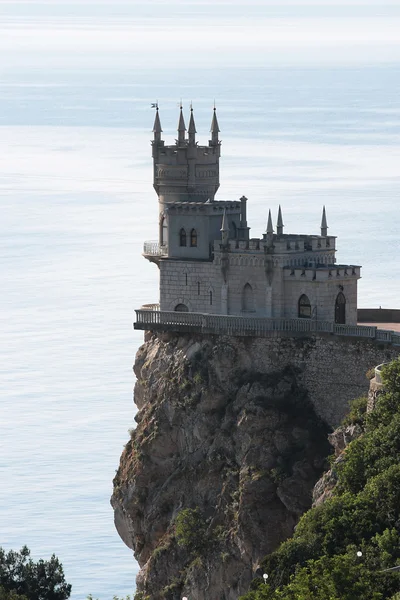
[283,265,361,282]
[218,234,337,255]
[167,200,241,215]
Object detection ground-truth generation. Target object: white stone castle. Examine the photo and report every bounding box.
[142,107,361,326]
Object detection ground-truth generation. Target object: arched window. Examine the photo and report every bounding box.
[335,292,346,324]
[231,221,237,239]
[179,228,187,247]
[190,228,197,247]
[209,291,213,305]
[161,216,168,246]
[175,303,189,312]
[298,294,311,318]
[242,283,254,312]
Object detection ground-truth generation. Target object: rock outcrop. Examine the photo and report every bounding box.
[111,332,332,600]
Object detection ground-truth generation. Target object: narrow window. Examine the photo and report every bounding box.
[190,228,197,247]
[197,282,200,295]
[161,216,168,246]
[180,228,187,247]
[210,291,213,305]
[242,283,254,312]
[298,294,311,319]
[185,273,188,286]
[335,292,346,324]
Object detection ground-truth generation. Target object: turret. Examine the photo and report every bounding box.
[210,107,220,146]
[277,205,284,236]
[177,106,186,145]
[153,108,220,204]
[266,209,274,248]
[152,108,162,143]
[188,107,196,145]
[321,206,328,236]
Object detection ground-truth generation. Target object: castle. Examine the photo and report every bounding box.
[141,107,361,326]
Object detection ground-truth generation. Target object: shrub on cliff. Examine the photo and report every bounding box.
[240,357,400,600]
[175,508,208,554]
[0,547,71,600]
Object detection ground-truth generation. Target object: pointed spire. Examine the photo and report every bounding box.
[188,106,196,144]
[221,209,229,246]
[276,205,284,235]
[210,106,220,145]
[177,105,186,144]
[266,209,274,248]
[153,108,162,142]
[321,205,328,236]
[267,209,274,234]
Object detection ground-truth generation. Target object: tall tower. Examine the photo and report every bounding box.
[151,106,221,211]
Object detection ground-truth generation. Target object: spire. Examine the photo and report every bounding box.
[188,106,196,145]
[277,205,284,235]
[266,209,274,248]
[321,205,328,236]
[267,209,274,234]
[221,209,229,246]
[210,106,220,145]
[152,108,162,142]
[177,105,186,145]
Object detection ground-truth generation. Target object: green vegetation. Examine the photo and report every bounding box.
[175,508,208,554]
[0,547,71,600]
[240,358,400,600]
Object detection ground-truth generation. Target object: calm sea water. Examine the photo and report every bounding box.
[1,2,400,598]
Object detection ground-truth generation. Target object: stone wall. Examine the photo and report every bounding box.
[358,308,400,323]
[159,256,358,324]
[236,334,398,426]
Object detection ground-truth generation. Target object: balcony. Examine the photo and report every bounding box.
[143,241,168,264]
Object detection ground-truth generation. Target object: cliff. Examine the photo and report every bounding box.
[111,332,398,599]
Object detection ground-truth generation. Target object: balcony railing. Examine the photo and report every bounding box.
[143,241,168,256]
[133,310,400,345]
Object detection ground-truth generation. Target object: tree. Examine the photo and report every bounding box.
[0,547,71,600]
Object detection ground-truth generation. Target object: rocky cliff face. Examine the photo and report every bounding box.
[111,332,332,600]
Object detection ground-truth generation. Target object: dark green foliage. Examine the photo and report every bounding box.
[342,395,368,427]
[0,586,27,600]
[240,357,400,600]
[175,508,208,554]
[0,547,71,600]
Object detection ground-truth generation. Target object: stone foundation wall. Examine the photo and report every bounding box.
[154,332,399,427]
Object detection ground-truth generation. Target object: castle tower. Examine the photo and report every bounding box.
[152,106,221,209]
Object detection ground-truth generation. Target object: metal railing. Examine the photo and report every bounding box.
[134,309,400,345]
[143,241,168,256]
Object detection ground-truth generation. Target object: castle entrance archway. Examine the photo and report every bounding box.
[174,303,189,312]
[335,292,346,324]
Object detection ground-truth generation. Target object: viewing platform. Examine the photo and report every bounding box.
[134,307,400,345]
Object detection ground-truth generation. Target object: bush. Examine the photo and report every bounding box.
[175,508,208,554]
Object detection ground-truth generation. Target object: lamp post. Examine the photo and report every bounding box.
[263,573,269,584]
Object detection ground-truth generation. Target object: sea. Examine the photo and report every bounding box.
[1,1,400,598]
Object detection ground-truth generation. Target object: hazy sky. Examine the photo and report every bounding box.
[1,0,400,69]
